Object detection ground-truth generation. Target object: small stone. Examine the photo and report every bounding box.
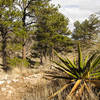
[7,80,11,84]
[1,88,6,91]
[0,81,5,85]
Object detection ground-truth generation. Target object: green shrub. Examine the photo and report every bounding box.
[8,57,29,67]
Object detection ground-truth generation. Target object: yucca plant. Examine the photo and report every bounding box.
[48,43,100,99]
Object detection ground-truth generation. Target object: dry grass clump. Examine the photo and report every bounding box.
[22,79,68,100]
[22,78,100,100]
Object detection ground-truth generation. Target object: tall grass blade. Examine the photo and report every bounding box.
[84,81,98,99]
[77,84,84,97]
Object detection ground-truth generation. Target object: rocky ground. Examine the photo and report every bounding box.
[0,68,46,100]
[0,65,66,100]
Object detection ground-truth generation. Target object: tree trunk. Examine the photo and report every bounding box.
[49,47,54,60]
[40,56,43,65]
[2,39,7,67]
[40,52,43,64]
[22,44,26,59]
[1,32,8,71]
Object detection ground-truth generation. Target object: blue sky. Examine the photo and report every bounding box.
[51,0,100,30]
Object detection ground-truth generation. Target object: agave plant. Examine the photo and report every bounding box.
[48,43,100,99]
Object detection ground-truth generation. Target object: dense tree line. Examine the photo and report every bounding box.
[0,0,72,69]
[0,0,100,70]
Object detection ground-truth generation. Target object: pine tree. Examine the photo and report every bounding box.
[32,1,72,63]
[0,0,21,70]
[72,14,100,44]
[13,0,35,59]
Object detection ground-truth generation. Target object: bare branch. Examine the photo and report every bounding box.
[25,21,36,26]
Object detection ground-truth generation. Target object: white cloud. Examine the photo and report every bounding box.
[51,0,100,30]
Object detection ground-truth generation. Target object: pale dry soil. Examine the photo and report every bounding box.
[0,67,54,100]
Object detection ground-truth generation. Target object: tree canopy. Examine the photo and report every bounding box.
[32,1,72,63]
[72,14,100,43]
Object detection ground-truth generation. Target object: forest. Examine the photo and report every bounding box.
[0,0,100,100]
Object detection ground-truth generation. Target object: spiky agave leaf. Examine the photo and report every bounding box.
[49,46,100,100]
[68,80,82,96]
[53,61,78,78]
[84,55,89,67]
[66,57,80,77]
[73,58,77,66]
[46,74,74,80]
[78,43,83,70]
[54,51,75,70]
[66,57,77,69]
[54,51,80,78]
[89,55,100,73]
[82,52,97,78]
[90,71,100,79]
